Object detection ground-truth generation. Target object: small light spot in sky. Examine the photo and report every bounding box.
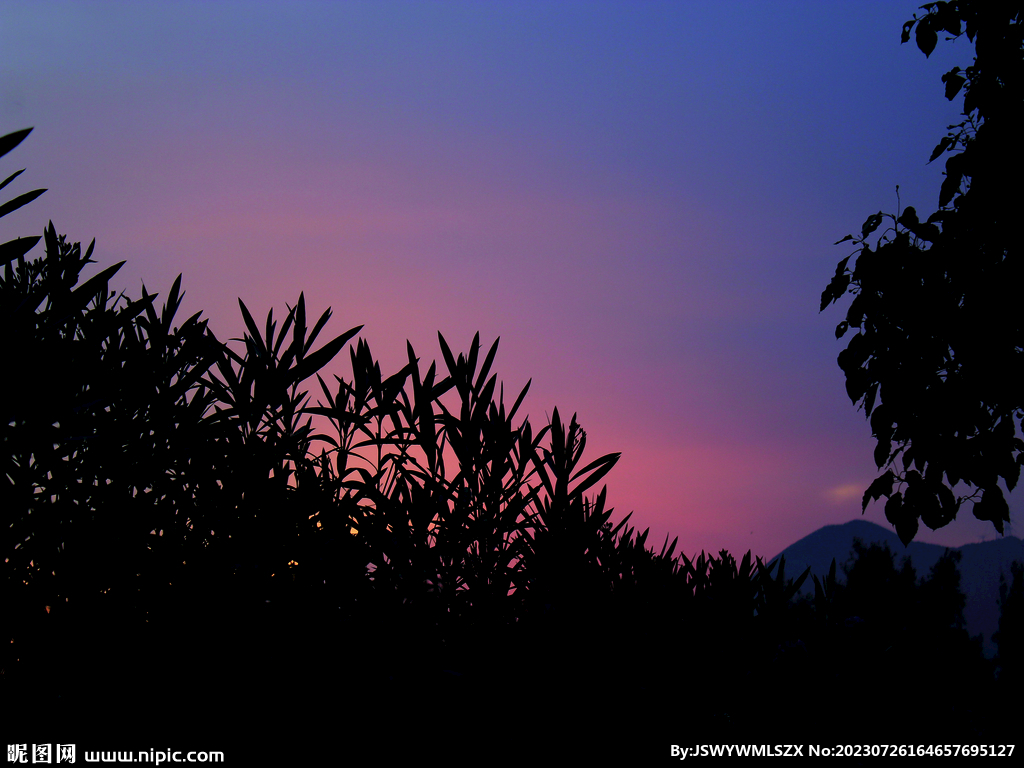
[826,483,864,504]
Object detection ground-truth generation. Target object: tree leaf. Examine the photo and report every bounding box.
[901,19,915,44]
[942,69,966,101]
[938,9,961,36]
[916,20,938,56]
[873,438,891,468]
[972,486,1009,534]
[928,136,954,163]
[862,470,894,512]
[861,212,883,238]
[895,512,919,546]
[884,491,909,541]
[938,155,964,207]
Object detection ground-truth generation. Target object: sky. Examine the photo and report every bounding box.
[2,0,1015,559]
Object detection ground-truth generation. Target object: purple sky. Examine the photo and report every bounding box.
[2,1,1014,558]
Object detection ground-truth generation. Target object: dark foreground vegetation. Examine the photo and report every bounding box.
[2,128,1020,759]
[4,3,1023,756]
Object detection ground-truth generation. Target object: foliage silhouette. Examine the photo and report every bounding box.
[822,1,1024,543]
[3,122,1012,752]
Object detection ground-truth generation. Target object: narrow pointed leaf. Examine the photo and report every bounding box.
[474,337,500,395]
[305,306,332,355]
[291,325,362,384]
[0,188,46,219]
[569,452,620,498]
[438,333,458,377]
[0,169,25,192]
[0,236,40,266]
[237,299,268,356]
[0,128,32,159]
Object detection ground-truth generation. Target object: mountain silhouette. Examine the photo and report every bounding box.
[774,519,1024,655]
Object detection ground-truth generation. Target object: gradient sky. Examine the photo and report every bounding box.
[2,1,1014,559]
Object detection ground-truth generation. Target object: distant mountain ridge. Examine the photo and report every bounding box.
[772,519,1024,656]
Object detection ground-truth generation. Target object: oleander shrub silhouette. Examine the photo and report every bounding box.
[2,127,1003,745]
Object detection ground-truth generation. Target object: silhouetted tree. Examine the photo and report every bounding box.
[822,1,1024,543]
[994,561,1023,685]
[798,541,988,740]
[841,539,918,639]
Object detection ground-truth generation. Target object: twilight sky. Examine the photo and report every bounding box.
[2,0,1015,558]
